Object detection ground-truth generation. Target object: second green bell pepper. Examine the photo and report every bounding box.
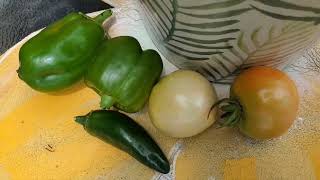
[17,10,113,92]
[85,36,163,113]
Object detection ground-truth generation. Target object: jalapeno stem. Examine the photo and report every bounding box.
[75,116,87,126]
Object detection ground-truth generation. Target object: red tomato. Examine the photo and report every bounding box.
[219,66,299,140]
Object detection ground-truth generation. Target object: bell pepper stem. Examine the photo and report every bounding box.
[100,95,115,109]
[93,9,113,25]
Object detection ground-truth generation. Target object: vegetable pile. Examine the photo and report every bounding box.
[16,9,300,174]
[18,9,168,174]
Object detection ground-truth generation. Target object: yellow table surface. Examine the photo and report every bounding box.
[1,15,320,180]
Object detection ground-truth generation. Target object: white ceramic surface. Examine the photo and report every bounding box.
[106,0,320,83]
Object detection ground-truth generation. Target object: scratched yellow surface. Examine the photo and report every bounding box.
[310,144,320,179]
[224,158,256,180]
[0,44,320,179]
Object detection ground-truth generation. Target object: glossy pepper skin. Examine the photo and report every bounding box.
[17,10,113,92]
[85,36,163,112]
[75,110,170,174]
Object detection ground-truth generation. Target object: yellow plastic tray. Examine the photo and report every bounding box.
[1,23,320,180]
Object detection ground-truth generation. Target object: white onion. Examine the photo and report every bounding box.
[148,70,218,138]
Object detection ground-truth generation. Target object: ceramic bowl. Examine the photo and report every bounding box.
[107,0,320,83]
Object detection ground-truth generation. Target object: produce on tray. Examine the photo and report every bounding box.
[85,36,163,112]
[17,10,112,92]
[75,110,170,174]
[148,70,218,138]
[213,66,299,139]
[14,8,301,175]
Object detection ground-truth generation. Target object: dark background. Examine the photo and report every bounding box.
[0,0,111,53]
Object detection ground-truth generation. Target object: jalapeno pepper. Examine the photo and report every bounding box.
[75,110,170,174]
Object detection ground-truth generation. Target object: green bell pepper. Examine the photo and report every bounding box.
[75,110,170,174]
[17,10,113,92]
[85,36,163,113]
